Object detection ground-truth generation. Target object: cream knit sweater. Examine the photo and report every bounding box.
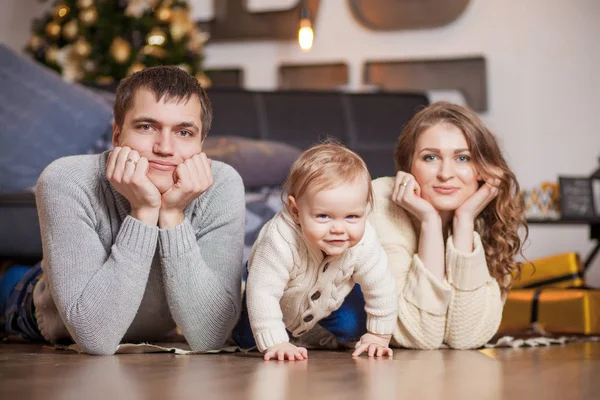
[369,177,506,350]
[246,210,398,352]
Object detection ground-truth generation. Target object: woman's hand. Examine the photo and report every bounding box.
[454,178,501,223]
[452,178,500,253]
[263,342,308,361]
[391,171,438,223]
[106,146,161,225]
[352,333,393,358]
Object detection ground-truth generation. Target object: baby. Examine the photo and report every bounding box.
[233,143,398,360]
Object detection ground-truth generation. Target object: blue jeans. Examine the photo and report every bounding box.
[1,262,45,341]
[232,283,367,349]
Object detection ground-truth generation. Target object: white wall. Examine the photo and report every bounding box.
[0,0,49,52]
[3,0,600,282]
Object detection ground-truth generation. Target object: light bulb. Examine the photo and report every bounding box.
[147,28,166,46]
[298,18,313,52]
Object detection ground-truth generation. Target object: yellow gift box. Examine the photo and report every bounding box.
[499,289,600,334]
[513,252,584,289]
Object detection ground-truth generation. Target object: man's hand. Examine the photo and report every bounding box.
[352,332,393,358]
[159,153,213,229]
[264,342,308,361]
[106,146,161,225]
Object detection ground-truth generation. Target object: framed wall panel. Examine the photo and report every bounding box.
[205,68,244,88]
[364,57,487,111]
[279,63,349,90]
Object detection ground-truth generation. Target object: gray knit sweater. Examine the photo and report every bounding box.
[32,151,245,355]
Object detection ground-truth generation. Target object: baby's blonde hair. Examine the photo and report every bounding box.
[281,142,373,212]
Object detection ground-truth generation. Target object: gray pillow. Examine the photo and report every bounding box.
[203,136,302,189]
[0,44,113,192]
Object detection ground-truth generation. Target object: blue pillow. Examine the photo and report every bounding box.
[0,44,113,192]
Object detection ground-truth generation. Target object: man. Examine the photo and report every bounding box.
[2,66,245,355]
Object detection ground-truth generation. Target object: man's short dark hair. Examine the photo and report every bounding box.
[113,66,213,140]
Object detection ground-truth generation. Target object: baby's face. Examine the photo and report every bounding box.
[290,178,369,257]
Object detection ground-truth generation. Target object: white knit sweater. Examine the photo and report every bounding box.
[369,177,507,350]
[246,210,398,352]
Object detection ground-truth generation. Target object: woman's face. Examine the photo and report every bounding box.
[410,123,480,212]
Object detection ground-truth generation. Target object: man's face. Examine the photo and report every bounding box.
[113,88,204,193]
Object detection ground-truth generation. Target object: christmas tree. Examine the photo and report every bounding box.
[25,0,210,86]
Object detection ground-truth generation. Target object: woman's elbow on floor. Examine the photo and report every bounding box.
[393,334,444,350]
[413,340,445,350]
[445,335,493,350]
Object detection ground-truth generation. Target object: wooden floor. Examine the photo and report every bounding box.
[1,342,599,399]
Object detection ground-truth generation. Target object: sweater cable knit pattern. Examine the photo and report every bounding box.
[33,151,246,355]
[246,210,398,352]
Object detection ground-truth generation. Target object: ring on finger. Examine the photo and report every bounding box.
[401,180,409,187]
[126,158,137,166]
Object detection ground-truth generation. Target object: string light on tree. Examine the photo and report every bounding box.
[147,27,167,46]
[62,19,79,41]
[26,0,208,84]
[170,8,193,41]
[77,0,93,9]
[110,37,132,64]
[27,35,44,51]
[45,21,61,39]
[127,62,146,76]
[79,7,98,26]
[73,37,92,58]
[156,7,173,23]
[143,44,167,58]
[125,0,153,18]
[83,60,97,73]
[54,4,70,20]
[45,45,59,64]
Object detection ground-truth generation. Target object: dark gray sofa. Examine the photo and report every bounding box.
[0,88,428,261]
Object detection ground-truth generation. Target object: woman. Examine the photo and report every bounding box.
[369,101,527,349]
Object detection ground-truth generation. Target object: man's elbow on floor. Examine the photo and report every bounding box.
[76,339,120,356]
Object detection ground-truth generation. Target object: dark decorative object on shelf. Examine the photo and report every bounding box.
[558,177,596,219]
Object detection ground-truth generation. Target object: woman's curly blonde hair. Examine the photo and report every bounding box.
[394,102,527,293]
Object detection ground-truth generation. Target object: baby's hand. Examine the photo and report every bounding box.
[352,332,393,358]
[264,342,308,361]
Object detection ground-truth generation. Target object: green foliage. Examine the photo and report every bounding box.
[26,0,206,83]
